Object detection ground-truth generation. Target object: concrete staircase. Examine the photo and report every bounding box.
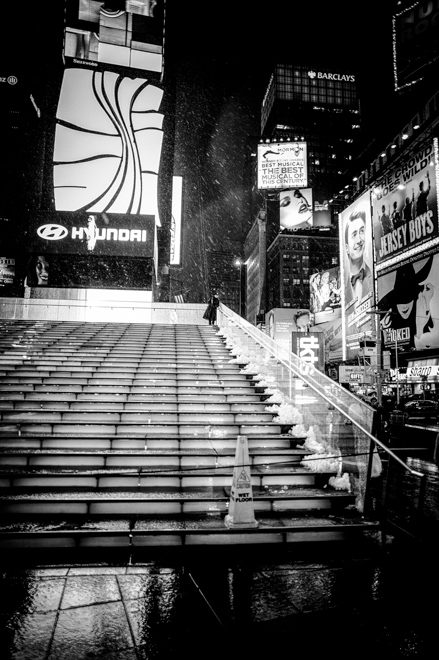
[0,320,380,550]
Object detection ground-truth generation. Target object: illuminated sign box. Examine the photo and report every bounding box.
[291,332,324,371]
[29,212,155,258]
[257,142,308,190]
[373,139,438,271]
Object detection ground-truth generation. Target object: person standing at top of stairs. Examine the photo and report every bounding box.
[204,292,220,325]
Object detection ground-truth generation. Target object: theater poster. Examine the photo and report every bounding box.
[310,266,341,325]
[339,192,374,359]
[257,142,308,190]
[279,188,313,231]
[377,252,439,352]
[372,140,438,269]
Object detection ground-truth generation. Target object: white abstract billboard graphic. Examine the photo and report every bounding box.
[53,68,164,222]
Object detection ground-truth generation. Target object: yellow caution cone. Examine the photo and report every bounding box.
[224,435,258,529]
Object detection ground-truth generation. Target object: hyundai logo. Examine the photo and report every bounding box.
[37,224,68,240]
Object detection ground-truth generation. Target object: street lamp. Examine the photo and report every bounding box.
[235,259,242,316]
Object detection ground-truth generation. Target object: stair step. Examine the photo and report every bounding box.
[0,448,306,468]
[0,319,367,550]
[0,489,355,516]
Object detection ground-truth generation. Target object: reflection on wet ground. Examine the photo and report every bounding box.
[0,537,437,660]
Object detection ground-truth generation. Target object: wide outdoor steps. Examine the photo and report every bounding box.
[0,320,380,549]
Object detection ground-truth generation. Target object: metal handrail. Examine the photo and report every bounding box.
[218,304,424,479]
[218,304,429,540]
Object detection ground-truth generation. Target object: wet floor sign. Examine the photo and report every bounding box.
[224,435,258,528]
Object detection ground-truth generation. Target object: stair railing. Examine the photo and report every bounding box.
[217,303,427,543]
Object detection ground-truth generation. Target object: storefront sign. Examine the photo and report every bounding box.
[407,365,439,379]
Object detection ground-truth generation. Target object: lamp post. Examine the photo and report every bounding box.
[367,308,401,408]
[235,259,242,316]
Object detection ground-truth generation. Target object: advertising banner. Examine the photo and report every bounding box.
[64,0,165,74]
[53,67,164,219]
[291,332,325,371]
[23,253,153,290]
[393,2,439,90]
[309,266,342,324]
[310,317,343,363]
[339,365,367,385]
[279,188,313,231]
[257,142,308,190]
[339,192,374,357]
[372,140,438,268]
[28,212,155,258]
[266,308,312,351]
[0,258,15,286]
[377,251,439,352]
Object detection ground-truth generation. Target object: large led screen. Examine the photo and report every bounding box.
[53,67,164,221]
[372,140,438,270]
[393,1,439,91]
[339,192,374,358]
[23,254,153,290]
[377,252,439,352]
[310,266,341,324]
[279,188,313,231]
[64,0,165,74]
[28,212,154,258]
[257,142,308,190]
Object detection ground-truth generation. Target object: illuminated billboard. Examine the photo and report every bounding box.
[393,1,439,91]
[0,258,15,287]
[28,212,155,258]
[170,176,182,265]
[377,251,439,352]
[64,0,165,74]
[23,253,153,290]
[291,332,325,372]
[372,140,438,271]
[257,142,308,190]
[309,266,341,325]
[339,192,374,358]
[53,67,164,221]
[279,188,313,231]
[266,307,312,351]
[312,317,343,362]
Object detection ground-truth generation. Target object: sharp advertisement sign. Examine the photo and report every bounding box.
[372,140,438,271]
[257,142,308,190]
[339,192,375,358]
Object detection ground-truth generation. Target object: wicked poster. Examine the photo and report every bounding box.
[377,251,439,352]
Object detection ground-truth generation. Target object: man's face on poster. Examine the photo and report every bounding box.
[345,217,365,265]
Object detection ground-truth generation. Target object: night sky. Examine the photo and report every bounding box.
[3,1,396,302]
[164,0,395,302]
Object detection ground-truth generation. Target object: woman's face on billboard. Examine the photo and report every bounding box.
[36,256,49,285]
[279,190,312,229]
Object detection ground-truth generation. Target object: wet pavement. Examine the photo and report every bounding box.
[0,528,437,660]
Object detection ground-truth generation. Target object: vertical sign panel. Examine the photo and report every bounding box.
[339,191,374,359]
